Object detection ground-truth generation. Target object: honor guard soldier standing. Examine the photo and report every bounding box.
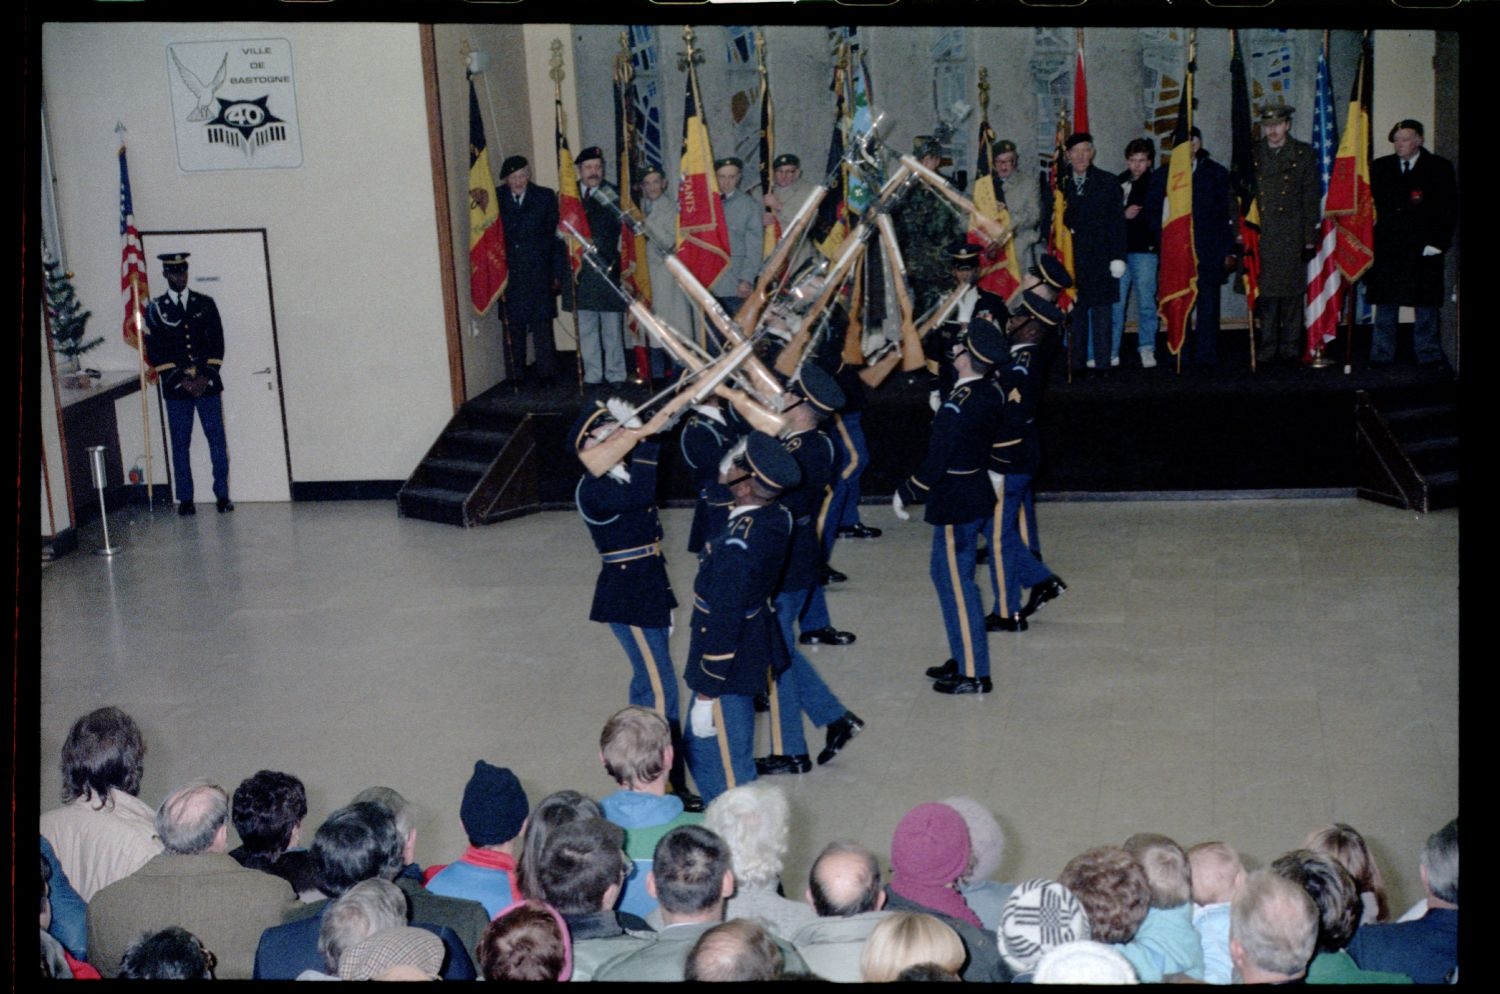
[684,433,799,807]
[759,366,864,777]
[573,402,695,804]
[144,252,232,515]
[896,317,1007,695]
[1251,105,1320,365]
[924,241,1011,401]
[985,292,1068,633]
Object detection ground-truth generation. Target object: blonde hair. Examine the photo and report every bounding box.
[1188,842,1245,906]
[599,707,671,788]
[1123,833,1192,908]
[859,911,965,983]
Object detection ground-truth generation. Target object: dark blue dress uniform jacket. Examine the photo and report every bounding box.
[898,378,1002,525]
[144,290,226,402]
[990,344,1042,477]
[680,411,739,553]
[777,429,835,593]
[684,504,793,698]
[575,441,676,628]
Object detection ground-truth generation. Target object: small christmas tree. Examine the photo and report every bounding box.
[44,255,103,366]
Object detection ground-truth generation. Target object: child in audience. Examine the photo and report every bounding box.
[1188,841,1246,984]
[1119,832,1205,981]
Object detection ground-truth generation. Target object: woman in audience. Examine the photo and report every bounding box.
[942,795,1011,931]
[1271,849,1413,984]
[704,783,816,939]
[1304,823,1390,924]
[478,900,573,981]
[1059,846,1152,946]
[860,911,966,982]
[514,790,604,901]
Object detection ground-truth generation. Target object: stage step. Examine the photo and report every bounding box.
[398,405,542,526]
[1354,386,1459,513]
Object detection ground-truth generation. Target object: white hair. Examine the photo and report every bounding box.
[704,783,789,889]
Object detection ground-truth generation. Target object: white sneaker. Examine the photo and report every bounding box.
[1110,356,1121,367]
[1085,359,1096,369]
[1140,350,1157,368]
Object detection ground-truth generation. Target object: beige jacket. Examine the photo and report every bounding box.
[40,789,163,902]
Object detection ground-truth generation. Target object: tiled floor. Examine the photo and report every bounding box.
[38,497,1457,913]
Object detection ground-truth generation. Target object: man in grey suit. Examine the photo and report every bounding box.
[87,780,297,978]
[711,156,763,322]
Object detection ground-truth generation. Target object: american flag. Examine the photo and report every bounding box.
[1303,43,1342,357]
[119,145,151,353]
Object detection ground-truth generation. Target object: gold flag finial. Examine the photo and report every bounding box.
[677,25,702,73]
[756,29,767,78]
[615,32,632,84]
[549,39,566,86]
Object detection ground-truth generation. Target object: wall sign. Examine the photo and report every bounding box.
[167,38,303,171]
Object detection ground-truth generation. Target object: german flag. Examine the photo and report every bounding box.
[1157,53,1198,357]
[467,75,507,314]
[1326,31,1375,282]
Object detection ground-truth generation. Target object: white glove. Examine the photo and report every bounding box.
[1109,259,1126,279]
[718,437,749,478]
[928,389,941,413]
[892,492,910,522]
[1422,245,1442,257]
[988,470,1002,495]
[606,396,643,430]
[690,695,717,738]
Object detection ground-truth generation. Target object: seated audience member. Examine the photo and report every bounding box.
[39,835,89,962]
[1344,818,1457,985]
[1229,869,1319,984]
[596,825,804,980]
[1059,845,1152,952]
[87,779,296,978]
[1032,939,1140,984]
[884,802,1009,982]
[348,785,489,960]
[704,783,815,939]
[40,707,163,902]
[339,925,445,981]
[535,817,652,980]
[597,707,703,920]
[426,760,529,918]
[685,918,785,982]
[515,789,605,900]
[117,926,216,980]
[1188,840,1246,985]
[1304,822,1391,925]
[252,800,477,980]
[298,877,408,980]
[792,841,894,982]
[230,769,319,897]
[896,962,964,981]
[40,852,100,979]
[998,878,1091,981]
[859,911,966,982]
[1271,849,1412,984]
[1119,831,1206,980]
[941,796,1011,931]
[479,899,574,981]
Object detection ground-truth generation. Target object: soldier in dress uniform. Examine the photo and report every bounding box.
[923,241,1011,401]
[683,433,800,806]
[144,252,232,515]
[1251,105,1320,364]
[759,366,864,777]
[572,403,695,806]
[896,317,1006,695]
[679,395,742,555]
[984,292,1068,634]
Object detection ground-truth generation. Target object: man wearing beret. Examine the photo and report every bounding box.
[711,157,763,320]
[993,139,1043,277]
[497,155,567,387]
[145,252,233,515]
[761,153,820,270]
[426,761,529,919]
[1367,119,1457,368]
[683,433,799,805]
[562,146,629,389]
[1251,105,1320,365]
[1056,133,1127,373]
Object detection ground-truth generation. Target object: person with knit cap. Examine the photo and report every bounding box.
[942,795,1012,930]
[882,801,1009,981]
[426,760,530,918]
[998,878,1092,981]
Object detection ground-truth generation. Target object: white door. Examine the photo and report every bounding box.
[141,230,291,502]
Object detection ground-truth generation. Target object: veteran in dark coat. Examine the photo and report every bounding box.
[1251,106,1320,363]
[1057,133,1127,371]
[1367,119,1457,366]
[497,156,566,386]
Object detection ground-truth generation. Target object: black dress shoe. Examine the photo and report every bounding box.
[925,658,958,680]
[817,711,865,765]
[1020,575,1067,619]
[675,791,704,813]
[984,612,1028,633]
[933,674,993,695]
[820,565,848,585]
[799,626,856,646]
[975,545,990,564]
[216,498,235,513]
[753,692,770,713]
[836,523,883,539]
[755,754,812,775]
[178,501,196,516]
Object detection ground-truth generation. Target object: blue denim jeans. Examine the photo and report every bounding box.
[1109,252,1160,360]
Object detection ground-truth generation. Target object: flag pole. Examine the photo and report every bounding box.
[1309,29,1334,370]
[1180,30,1196,377]
[118,123,156,506]
[551,41,585,395]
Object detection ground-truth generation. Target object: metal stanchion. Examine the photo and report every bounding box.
[87,445,122,556]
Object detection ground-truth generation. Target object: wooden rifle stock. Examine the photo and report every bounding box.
[733,182,829,335]
[858,342,902,388]
[662,254,786,401]
[772,230,873,376]
[898,153,1014,251]
[841,256,866,364]
[917,281,972,339]
[874,212,927,373]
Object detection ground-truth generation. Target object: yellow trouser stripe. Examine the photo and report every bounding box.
[991,484,1011,618]
[945,526,977,678]
[631,626,667,716]
[713,700,735,789]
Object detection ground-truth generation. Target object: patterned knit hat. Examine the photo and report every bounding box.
[999,878,1092,974]
[339,926,444,980]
